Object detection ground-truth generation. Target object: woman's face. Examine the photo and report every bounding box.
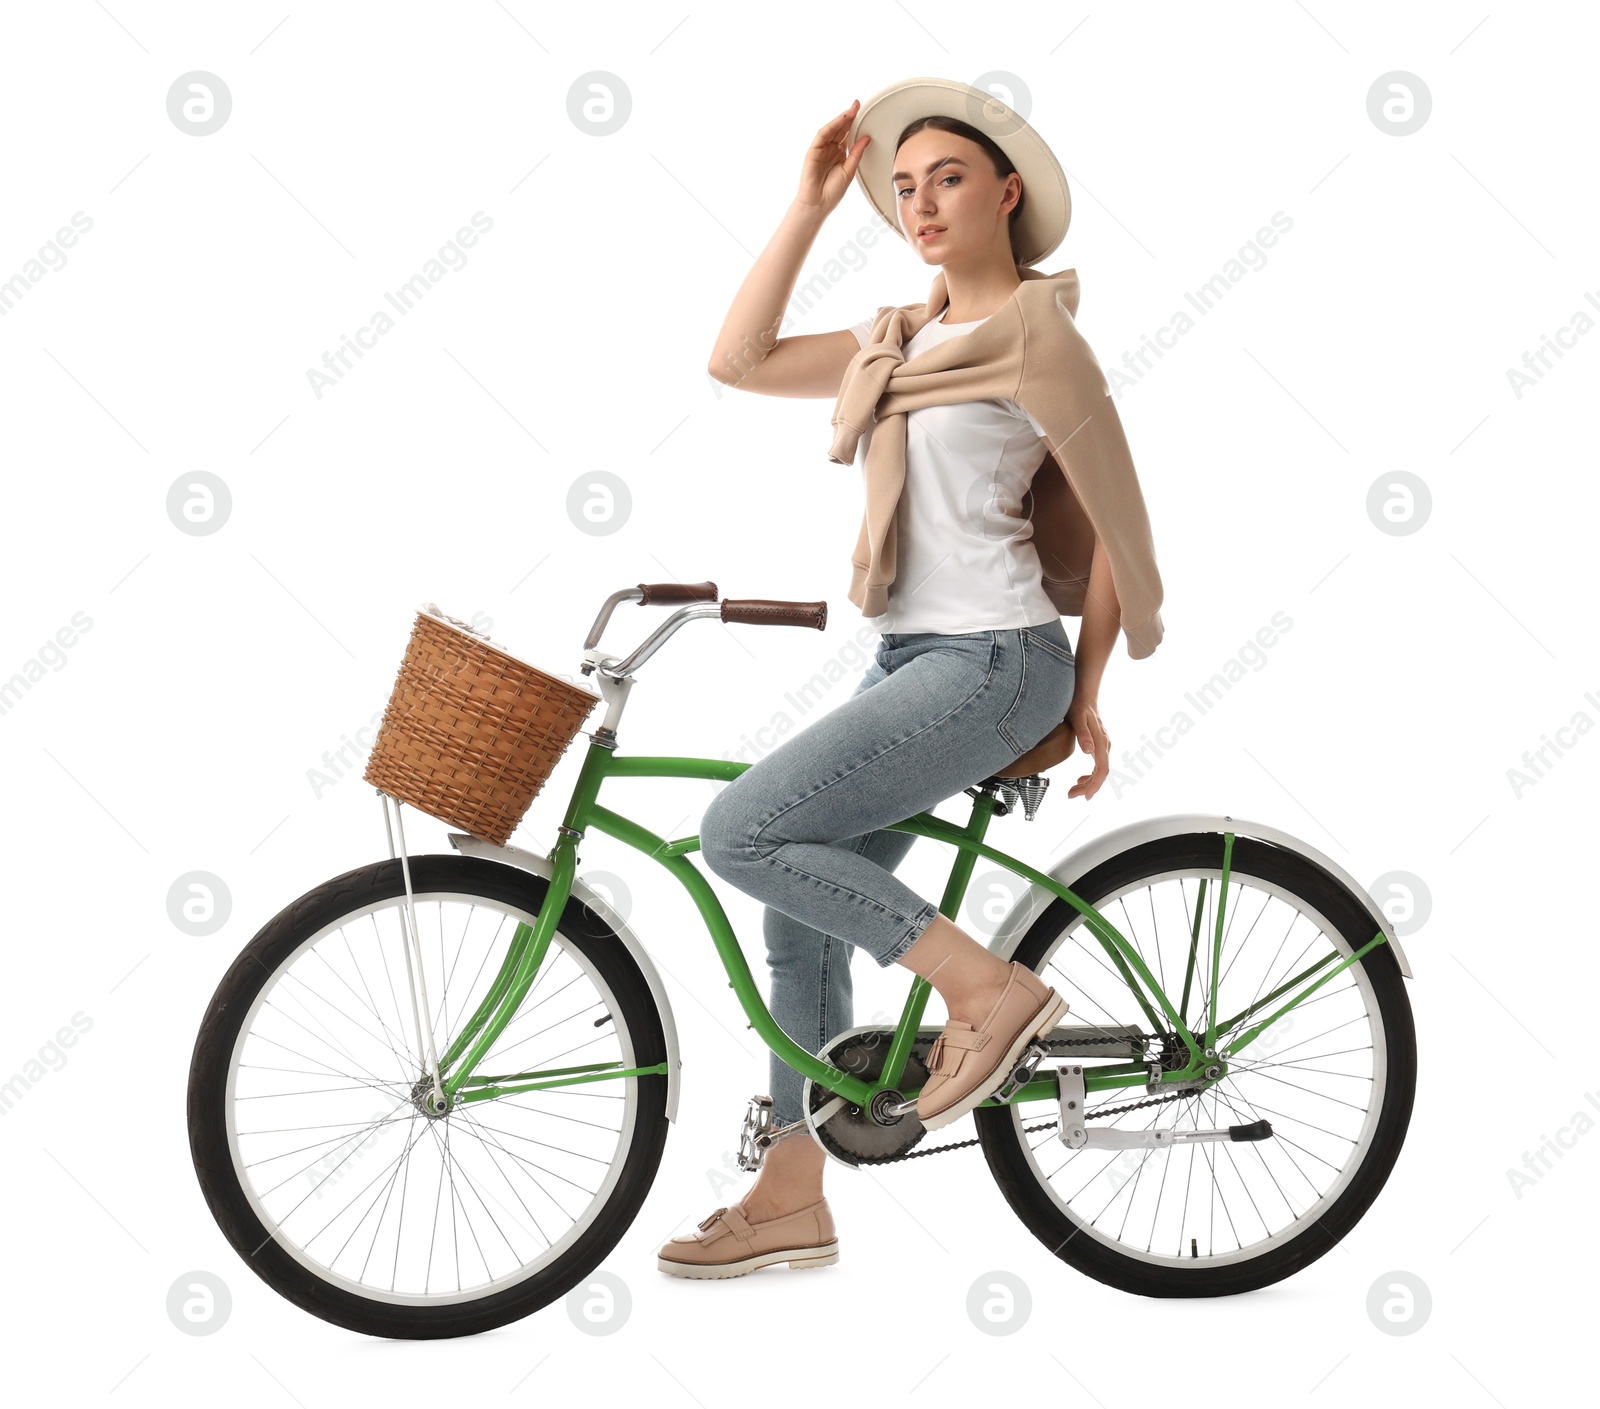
[891,128,1020,265]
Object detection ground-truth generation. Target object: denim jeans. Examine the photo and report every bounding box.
[698,618,1077,1125]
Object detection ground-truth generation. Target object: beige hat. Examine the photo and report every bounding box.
[848,76,1072,267]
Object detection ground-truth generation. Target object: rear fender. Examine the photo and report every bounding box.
[986,812,1413,980]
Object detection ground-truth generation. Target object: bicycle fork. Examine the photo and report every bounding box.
[376,802,659,1114]
[378,791,448,1116]
[378,790,570,1117]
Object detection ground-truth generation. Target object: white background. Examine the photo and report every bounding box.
[2,1,1594,1403]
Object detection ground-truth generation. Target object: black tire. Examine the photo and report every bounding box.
[187,854,670,1338]
[975,833,1417,1297]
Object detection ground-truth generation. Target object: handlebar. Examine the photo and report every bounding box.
[720,599,827,630]
[638,580,720,606]
[584,581,719,648]
[582,581,828,678]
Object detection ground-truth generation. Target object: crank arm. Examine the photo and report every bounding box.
[808,1094,847,1129]
[882,1036,1053,1117]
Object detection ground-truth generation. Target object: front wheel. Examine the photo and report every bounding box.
[975,833,1417,1297]
[187,854,670,1339]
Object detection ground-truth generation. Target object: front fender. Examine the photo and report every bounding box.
[985,812,1413,980]
[446,832,683,1121]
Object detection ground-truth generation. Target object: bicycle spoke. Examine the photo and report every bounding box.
[259,996,398,1092]
[1205,1082,1311,1219]
[494,1096,627,1126]
[305,1114,433,1255]
[1140,885,1170,1025]
[434,908,505,1055]
[450,1106,561,1248]
[278,961,412,1073]
[356,1109,423,1285]
[269,1105,416,1213]
[500,971,587,1033]
[1219,1080,1331,1201]
[1242,1066,1373,1115]
[364,909,414,1064]
[243,1117,410,1175]
[424,1130,447,1294]
[487,995,606,1063]
[428,1119,495,1291]
[490,1016,619,1073]
[313,941,415,1072]
[1239,1051,1375,1077]
[239,1031,409,1098]
[446,1115,602,1204]
[457,1115,619,1167]
[329,1118,420,1274]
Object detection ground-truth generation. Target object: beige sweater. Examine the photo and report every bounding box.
[829,265,1165,659]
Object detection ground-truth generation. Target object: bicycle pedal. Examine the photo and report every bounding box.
[990,1040,1048,1104]
[736,1093,809,1170]
[736,1094,774,1171]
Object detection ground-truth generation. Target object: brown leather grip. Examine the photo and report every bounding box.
[720,599,828,630]
[637,580,718,604]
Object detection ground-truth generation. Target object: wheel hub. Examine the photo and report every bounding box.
[410,1075,451,1119]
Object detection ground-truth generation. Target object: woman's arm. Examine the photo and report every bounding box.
[1066,535,1120,800]
[706,101,870,399]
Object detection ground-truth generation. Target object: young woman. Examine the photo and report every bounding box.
[660,83,1152,1278]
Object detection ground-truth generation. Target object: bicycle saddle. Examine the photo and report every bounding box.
[982,716,1074,787]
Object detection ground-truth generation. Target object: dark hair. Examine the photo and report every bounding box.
[894,114,1026,262]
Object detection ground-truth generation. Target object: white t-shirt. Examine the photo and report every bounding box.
[847,311,1062,635]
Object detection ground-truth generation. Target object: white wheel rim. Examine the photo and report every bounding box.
[223,890,639,1306]
[1004,866,1389,1270]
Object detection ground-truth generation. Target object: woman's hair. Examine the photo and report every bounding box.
[894,114,1026,263]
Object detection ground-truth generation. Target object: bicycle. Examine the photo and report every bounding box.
[187,582,1418,1339]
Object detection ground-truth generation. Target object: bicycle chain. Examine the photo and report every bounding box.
[886,1032,1200,1163]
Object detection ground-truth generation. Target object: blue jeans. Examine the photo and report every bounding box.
[698,619,1077,1126]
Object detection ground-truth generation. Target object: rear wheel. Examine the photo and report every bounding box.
[187,854,670,1338]
[975,833,1416,1297]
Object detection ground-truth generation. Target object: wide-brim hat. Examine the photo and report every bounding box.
[848,76,1072,268]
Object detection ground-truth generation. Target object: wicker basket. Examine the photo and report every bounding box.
[363,604,600,846]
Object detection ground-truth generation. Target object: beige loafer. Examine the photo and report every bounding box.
[916,960,1069,1131]
[657,1197,839,1279]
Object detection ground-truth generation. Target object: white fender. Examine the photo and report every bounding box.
[984,812,1413,980]
[446,832,683,1121]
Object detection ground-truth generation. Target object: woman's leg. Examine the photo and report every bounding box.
[738,653,915,1220]
[755,645,908,1134]
[741,827,917,1221]
[699,628,1070,969]
[761,826,920,1130]
[699,626,1076,1214]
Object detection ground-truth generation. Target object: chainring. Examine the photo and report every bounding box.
[803,1029,934,1167]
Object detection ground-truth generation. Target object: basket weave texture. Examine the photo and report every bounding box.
[363,608,599,846]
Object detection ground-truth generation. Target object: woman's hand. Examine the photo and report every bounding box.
[796,99,870,214]
[1065,693,1111,800]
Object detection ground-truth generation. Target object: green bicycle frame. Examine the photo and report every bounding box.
[432,740,1388,1114]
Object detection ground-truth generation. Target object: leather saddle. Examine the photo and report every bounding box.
[989,715,1074,783]
[969,716,1077,820]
